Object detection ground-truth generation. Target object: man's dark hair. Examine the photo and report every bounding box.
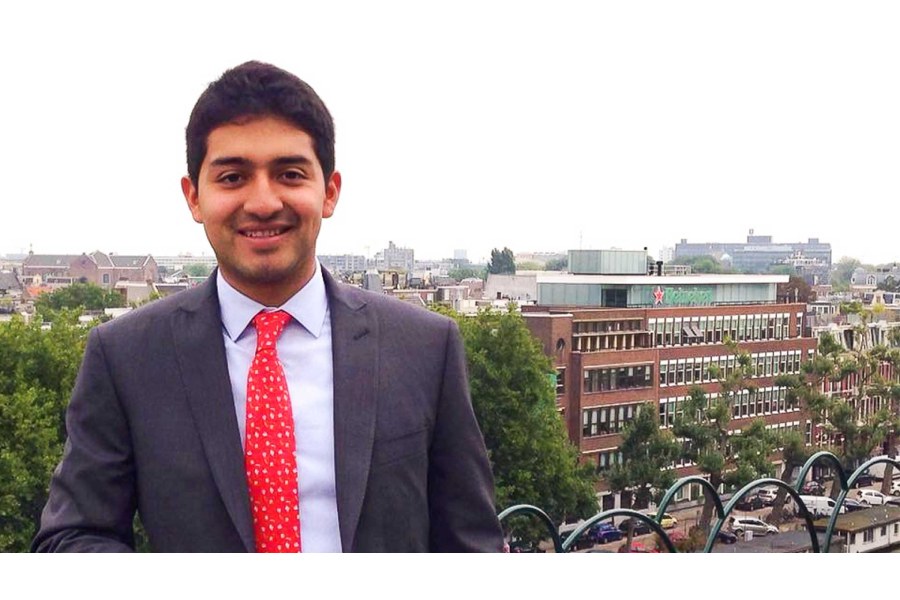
[185,61,335,186]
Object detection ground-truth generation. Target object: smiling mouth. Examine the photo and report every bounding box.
[241,228,289,238]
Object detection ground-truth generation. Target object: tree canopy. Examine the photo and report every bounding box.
[671,255,732,274]
[487,247,516,275]
[831,257,861,290]
[185,263,213,278]
[434,306,597,530]
[673,341,778,529]
[0,312,91,551]
[35,282,124,319]
[544,257,568,272]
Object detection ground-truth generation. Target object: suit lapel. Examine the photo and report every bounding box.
[323,270,377,552]
[170,276,255,552]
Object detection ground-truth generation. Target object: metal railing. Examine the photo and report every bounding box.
[498,453,900,553]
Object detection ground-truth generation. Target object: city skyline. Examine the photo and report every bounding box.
[3,3,899,266]
[3,231,896,268]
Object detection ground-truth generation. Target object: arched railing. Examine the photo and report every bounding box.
[498,452,900,553]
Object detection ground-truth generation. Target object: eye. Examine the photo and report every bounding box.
[216,172,244,186]
[280,169,307,183]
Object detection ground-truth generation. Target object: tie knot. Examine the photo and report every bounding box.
[252,310,290,350]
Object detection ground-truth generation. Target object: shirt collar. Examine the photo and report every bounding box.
[217,260,329,341]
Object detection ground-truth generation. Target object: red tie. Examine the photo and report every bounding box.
[245,310,301,553]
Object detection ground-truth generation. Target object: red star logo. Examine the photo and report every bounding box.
[653,286,665,305]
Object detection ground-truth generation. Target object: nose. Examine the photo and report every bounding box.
[243,174,284,218]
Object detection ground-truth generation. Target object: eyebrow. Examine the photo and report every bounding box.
[209,155,314,168]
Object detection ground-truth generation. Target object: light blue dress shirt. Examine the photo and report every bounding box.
[216,261,341,552]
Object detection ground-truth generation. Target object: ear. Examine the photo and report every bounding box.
[181,176,203,223]
[322,171,341,219]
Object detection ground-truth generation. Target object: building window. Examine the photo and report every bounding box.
[556,368,566,396]
[584,365,653,393]
[582,404,642,436]
[102,273,110,284]
[863,529,874,543]
[596,449,624,472]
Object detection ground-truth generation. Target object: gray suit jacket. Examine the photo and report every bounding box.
[33,270,503,552]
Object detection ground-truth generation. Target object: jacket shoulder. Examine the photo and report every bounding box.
[92,283,209,338]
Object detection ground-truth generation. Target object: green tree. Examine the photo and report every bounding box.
[877,275,900,293]
[185,263,213,278]
[671,255,730,274]
[515,261,544,272]
[434,306,597,534]
[487,247,516,275]
[544,257,568,272]
[448,266,484,281]
[35,282,124,320]
[831,256,861,291]
[672,340,777,530]
[607,403,680,548]
[0,312,91,551]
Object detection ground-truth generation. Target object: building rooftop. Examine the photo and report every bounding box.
[536,273,790,285]
[813,505,900,533]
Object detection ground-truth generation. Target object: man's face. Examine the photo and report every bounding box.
[182,115,340,305]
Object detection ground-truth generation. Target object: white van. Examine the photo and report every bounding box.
[798,495,845,518]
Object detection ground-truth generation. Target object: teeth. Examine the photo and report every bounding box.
[244,230,282,238]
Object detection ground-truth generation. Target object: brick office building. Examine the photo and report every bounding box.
[522,250,817,510]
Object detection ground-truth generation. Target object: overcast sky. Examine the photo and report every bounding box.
[2,1,898,265]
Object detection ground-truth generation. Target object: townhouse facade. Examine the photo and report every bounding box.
[22,251,158,288]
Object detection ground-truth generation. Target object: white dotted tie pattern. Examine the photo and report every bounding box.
[245,310,301,553]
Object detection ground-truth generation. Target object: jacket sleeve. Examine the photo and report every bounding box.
[427,320,504,552]
[31,326,137,552]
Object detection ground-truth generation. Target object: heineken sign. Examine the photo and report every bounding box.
[653,286,713,306]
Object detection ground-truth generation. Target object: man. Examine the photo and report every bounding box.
[33,61,504,552]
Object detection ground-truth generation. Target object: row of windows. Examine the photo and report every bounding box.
[648,313,793,348]
[849,524,899,546]
[574,319,643,334]
[584,365,653,393]
[582,403,645,438]
[659,350,803,387]
[572,332,649,353]
[658,387,799,428]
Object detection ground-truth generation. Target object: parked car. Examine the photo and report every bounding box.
[802,481,825,495]
[617,518,653,535]
[842,498,866,512]
[798,495,845,519]
[756,487,779,506]
[728,516,779,536]
[851,474,876,488]
[559,523,594,551]
[891,480,900,496]
[590,522,624,544]
[857,489,889,506]
[657,513,678,529]
[885,496,900,508]
[735,493,765,511]
[716,530,738,544]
